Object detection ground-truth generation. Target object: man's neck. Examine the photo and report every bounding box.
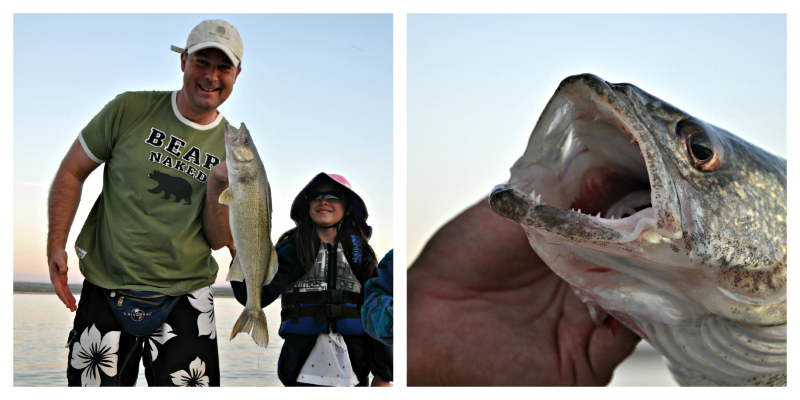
[176,88,219,125]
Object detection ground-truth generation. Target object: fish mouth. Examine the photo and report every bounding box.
[490,74,682,246]
[225,123,255,167]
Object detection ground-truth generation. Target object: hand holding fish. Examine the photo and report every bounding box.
[203,161,235,255]
[47,248,77,312]
[407,199,640,386]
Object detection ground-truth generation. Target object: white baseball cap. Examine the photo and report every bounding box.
[171,19,243,68]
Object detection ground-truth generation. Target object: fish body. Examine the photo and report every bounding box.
[489,74,786,386]
[220,122,279,348]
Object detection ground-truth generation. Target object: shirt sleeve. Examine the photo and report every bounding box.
[79,92,129,163]
[361,249,393,345]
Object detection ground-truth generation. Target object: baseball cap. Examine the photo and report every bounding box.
[170,19,244,68]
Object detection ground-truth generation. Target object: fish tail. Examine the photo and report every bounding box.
[251,309,269,348]
[230,308,269,348]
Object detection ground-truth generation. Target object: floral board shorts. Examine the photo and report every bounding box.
[66,280,219,386]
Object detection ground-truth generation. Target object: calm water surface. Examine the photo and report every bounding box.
[16,293,671,386]
[14,293,284,386]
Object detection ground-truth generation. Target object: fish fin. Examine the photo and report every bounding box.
[230,308,269,348]
[262,249,279,286]
[226,255,245,282]
[251,309,270,348]
[219,187,235,204]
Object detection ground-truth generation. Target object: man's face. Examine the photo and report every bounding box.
[180,48,241,115]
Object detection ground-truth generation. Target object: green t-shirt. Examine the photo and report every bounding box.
[75,90,230,295]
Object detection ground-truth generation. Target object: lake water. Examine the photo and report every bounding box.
[14,293,285,387]
[15,292,674,387]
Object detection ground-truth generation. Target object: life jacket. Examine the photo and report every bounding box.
[279,235,366,337]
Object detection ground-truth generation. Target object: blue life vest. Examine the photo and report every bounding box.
[279,236,366,337]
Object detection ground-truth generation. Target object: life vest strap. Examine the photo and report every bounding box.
[282,303,361,324]
[286,289,360,305]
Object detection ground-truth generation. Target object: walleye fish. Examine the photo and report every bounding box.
[220,122,279,348]
[489,74,786,386]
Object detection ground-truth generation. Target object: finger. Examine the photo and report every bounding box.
[58,285,77,312]
[413,198,545,281]
[54,284,71,308]
[67,294,77,312]
[52,260,77,311]
[587,317,641,383]
[60,276,76,309]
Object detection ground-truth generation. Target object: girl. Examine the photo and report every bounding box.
[231,172,392,386]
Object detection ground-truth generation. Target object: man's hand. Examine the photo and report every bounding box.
[209,160,229,186]
[47,137,100,312]
[407,199,640,386]
[48,249,77,312]
[203,161,234,255]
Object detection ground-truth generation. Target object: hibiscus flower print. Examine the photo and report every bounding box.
[70,324,120,386]
[147,323,177,362]
[170,357,210,387]
[188,286,216,339]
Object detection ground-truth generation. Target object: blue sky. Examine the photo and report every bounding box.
[407,13,788,264]
[13,14,393,284]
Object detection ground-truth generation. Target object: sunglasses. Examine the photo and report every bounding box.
[307,190,344,203]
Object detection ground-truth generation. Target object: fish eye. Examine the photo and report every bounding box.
[677,119,721,172]
[243,137,250,145]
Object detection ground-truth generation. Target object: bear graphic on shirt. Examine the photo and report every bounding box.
[147,170,193,205]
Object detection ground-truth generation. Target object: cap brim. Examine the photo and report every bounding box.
[185,42,240,67]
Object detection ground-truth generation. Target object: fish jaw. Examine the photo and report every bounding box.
[486,75,691,320]
[489,185,703,328]
[225,122,257,174]
[490,73,786,326]
[493,73,683,251]
[490,74,787,385]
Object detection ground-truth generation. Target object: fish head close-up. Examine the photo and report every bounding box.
[489,73,786,386]
[225,122,263,179]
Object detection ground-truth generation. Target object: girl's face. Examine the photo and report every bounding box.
[308,182,347,227]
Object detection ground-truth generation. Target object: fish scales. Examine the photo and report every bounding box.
[489,74,786,386]
[220,122,279,348]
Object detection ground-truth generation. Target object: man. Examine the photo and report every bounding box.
[47,19,242,386]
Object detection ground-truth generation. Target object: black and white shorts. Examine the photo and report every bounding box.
[66,280,220,386]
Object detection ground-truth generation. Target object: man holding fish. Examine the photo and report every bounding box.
[47,19,242,386]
